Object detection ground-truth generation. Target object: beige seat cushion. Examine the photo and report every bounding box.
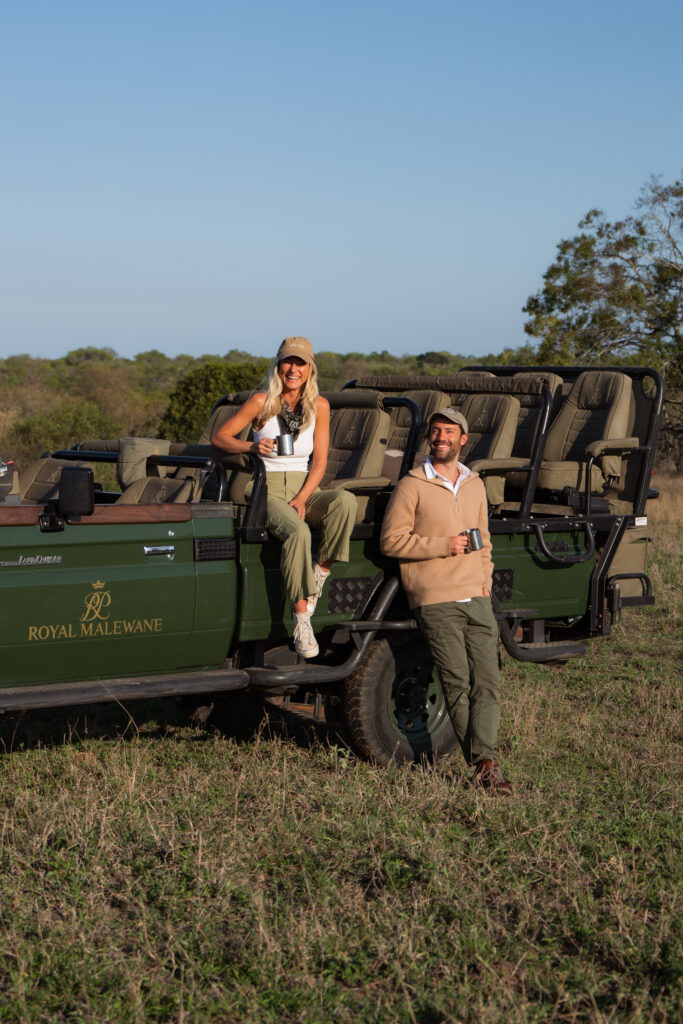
[460,394,520,505]
[322,390,391,522]
[199,392,253,445]
[116,477,195,505]
[383,389,451,482]
[461,394,520,461]
[322,391,390,483]
[537,371,634,493]
[74,439,121,453]
[510,372,563,459]
[387,389,451,451]
[117,437,171,489]
[19,458,94,504]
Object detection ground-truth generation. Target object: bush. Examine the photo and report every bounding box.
[157,359,270,442]
[7,400,123,466]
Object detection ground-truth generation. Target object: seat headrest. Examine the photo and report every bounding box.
[324,390,384,410]
[19,457,94,503]
[511,371,563,396]
[573,371,631,410]
[116,477,194,505]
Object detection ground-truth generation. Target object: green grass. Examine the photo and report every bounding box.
[0,502,680,1023]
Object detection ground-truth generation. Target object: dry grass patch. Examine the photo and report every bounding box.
[0,494,680,1023]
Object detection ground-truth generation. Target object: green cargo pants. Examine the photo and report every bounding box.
[415,597,501,764]
[255,472,357,606]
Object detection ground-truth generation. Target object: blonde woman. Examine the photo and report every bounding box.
[212,337,357,658]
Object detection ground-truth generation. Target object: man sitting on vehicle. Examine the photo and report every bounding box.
[379,407,512,795]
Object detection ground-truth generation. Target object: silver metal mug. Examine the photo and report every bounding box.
[464,528,483,553]
[275,434,294,456]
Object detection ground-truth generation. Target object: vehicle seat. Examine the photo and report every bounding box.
[199,391,254,445]
[165,392,254,503]
[205,392,256,502]
[440,373,494,414]
[459,393,521,505]
[116,437,172,489]
[115,477,197,504]
[384,389,451,482]
[510,372,563,459]
[18,457,94,504]
[321,390,391,521]
[536,370,637,494]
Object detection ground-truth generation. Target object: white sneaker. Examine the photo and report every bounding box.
[293,613,319,659]
[306,563,330,616]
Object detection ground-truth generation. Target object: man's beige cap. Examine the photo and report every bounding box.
[277,336,314,364]
[428,406,469,433]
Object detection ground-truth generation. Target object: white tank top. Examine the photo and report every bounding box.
[253,413,316,473]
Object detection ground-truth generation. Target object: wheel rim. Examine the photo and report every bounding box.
[387,649,450,745]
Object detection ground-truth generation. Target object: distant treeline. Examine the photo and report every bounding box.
[0,342,675,467]
[0,344,537,466]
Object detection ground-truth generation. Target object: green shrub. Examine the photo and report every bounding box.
[157,359,270,442]
[7,400,123,466]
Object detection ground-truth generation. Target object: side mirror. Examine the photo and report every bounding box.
[58,467,94,517]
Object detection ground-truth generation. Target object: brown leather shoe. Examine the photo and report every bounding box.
[473,759,512,796]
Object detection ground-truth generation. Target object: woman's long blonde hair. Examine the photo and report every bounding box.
[257,358,319,430]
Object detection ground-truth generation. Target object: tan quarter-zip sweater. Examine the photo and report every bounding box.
[379,464,493,609]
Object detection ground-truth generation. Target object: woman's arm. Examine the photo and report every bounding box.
[211,393,274,457]
[289,396,330,520]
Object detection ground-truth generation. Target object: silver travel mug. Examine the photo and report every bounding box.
[464,528,483,553]
[275,434,294,456]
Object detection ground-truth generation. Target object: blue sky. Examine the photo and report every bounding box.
[1,0,681,361]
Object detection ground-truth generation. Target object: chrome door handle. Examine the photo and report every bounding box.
[143,545,175,557]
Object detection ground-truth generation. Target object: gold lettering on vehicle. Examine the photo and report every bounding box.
[27,582,164,641]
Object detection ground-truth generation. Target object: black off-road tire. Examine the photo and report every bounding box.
[343,636,458,766]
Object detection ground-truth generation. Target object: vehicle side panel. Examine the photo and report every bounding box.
[183,513,238,667]
[236,536,387,642]
[492,531,595,619]
[0,518,198,687]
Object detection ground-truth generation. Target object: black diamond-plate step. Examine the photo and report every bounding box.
[328,575,380,615]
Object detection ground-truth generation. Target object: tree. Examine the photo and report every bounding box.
[157,359,270,442]
[523,173,682,463]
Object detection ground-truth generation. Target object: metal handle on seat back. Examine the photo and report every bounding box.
[242,455,268,541]
[382,397,422,479]
[532,522,595,565]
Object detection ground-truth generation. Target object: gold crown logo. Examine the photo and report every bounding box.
[92,581,106,590]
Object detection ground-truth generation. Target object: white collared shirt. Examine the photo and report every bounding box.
[424,457,471,499]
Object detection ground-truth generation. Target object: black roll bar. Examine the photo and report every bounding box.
[241,454,268,541]
[381,396,422,480]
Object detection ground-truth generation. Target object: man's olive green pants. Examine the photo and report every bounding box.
[415,597,501,764]
[257,471,357,606]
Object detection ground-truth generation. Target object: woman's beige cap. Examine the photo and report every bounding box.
[277,336,314,364]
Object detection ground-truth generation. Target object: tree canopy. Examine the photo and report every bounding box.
[523,172,682,462]
[157,360,270,442]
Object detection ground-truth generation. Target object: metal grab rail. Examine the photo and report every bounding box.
[532,521,595,565]
[381,396,422,480]
[240,454,268,541]
[53,449,228,502]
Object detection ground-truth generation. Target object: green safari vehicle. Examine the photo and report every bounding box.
[0,365,663,764]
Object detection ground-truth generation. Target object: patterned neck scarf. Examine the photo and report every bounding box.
[278,401,305,440]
